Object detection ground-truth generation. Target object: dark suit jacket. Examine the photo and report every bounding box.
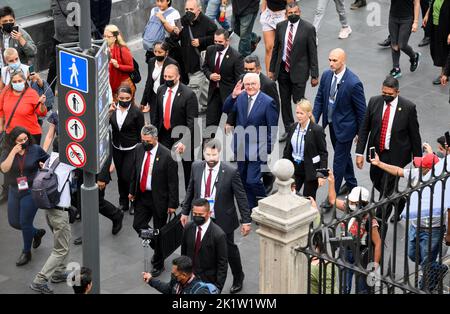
[356,95,422,167]
[181,221,228,291]
[313,68,366,143]
[182,161,251,234]
[110,105,145,149]
[283,122,328,182]
[223,91,279,160]
[140,56,179,106]
[129,143,179,217]
[155,83,198,146]
[269,18,319,84]
[202,45,244,104]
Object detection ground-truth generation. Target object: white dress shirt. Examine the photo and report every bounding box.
[283,20,300,62]
[162,83,179,121]
[139,143,158,191]
[113,105,137,151]
[200,161,221,217]
[197,216,212,241]
[330,67,346,95]
[152,61,163,94]
[381,96,398,150]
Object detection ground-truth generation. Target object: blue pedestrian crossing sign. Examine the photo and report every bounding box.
[59,50,89,93]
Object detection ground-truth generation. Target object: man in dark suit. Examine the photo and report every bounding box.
[181,138,251,294]
[313,48,366,194]
[223,73,279,209]
[155,64,198,190]
[181,198,228,292]
[356,76,422,224]
[268,2,319,142]
[202,28,244,133]
[129,125,179,277]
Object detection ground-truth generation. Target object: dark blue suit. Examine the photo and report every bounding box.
[313,68,366,191]
[223,91,279,209]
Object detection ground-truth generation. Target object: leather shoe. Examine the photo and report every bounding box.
[73,237,82,245]
[263,173,275,195]
[112,210,124,235]
[278,132,288,143]
[378,37,391,48]
[337,185,352,196]
[230,273,244,294]
[16,251,31,266]
[150,267,165,278]
[32,229,46,249]
[418,36,430,47]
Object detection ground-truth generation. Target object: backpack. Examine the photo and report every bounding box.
[191,281,219,294]
[142,7,175,51]
[31,157,64,209]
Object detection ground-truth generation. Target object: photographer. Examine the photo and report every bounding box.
[142,256,212,294]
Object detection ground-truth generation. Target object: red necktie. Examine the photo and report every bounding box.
[193,225,202,270]
[204,168,213,198]
[285,24,294,72]
[164,88,172,130]
[379,103,391,153]
[213,52,222,88]
[140,151,151,193]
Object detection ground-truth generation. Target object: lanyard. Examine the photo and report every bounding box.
[18,152,26,176]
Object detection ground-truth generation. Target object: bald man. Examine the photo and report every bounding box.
[313,48,366,194]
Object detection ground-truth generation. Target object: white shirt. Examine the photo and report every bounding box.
[152,61,163,94]
[283,21,299,62]
[330,67,346,97]
[200,161,221,217]
[247,91,260,116]
[162,83,179,121]
[197,217,212,241]
[116,105,130,131]
[150,7,181,37]
[382,96,398,150]
[139,143,158,191]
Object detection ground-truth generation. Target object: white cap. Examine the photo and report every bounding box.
[347,186,369,203]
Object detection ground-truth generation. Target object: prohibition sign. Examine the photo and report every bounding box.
[65,90,86,116]
[65,117,86,142]
[66,142,87,168]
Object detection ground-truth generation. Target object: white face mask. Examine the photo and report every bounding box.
[348,204,357,211]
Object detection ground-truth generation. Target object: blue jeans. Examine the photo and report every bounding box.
[233,12,258,57]
[344,249,369,294]
[8,186,40,253]
[204,0,231,30]
[408,224,444,290]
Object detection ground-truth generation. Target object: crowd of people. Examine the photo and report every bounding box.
[0,0,449,295]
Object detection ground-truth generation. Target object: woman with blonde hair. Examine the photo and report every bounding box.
[282,99,328,198]
[104,24,136,101]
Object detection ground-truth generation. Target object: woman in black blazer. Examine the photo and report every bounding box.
[110,85,145,212]
[140,41,179,125]
[282,99,328,199]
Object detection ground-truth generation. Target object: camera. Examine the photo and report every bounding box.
[139,227,159,240]
[316,168,329,177]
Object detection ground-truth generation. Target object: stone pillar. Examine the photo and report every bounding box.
[251,159,319,294]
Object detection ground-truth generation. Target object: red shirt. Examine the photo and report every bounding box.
[0,87,46,135]
[109,44,134,93]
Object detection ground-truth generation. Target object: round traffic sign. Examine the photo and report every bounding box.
[65,117,86,142]
[66,142,87,168]
[65,90,86,116]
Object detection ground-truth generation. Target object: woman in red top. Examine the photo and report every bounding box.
[104,24,136,102]
[0,70,47,144]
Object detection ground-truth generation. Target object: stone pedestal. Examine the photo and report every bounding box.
[251,159,319,293]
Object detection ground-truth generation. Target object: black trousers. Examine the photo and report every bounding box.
[420,0,431,38]
[206,88,223,130]
[112,147,136,209]
[225,230,244,280]
[158,127,192,191]
[98,188,121,221]
[277,63,306,131]
[293,161,319,199]
[133,190,167,270]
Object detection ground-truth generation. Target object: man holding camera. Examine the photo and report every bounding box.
[129,125,179,277]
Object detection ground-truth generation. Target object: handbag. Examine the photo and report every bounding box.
[119,47,141,84]
[0,86,29,148]
[156,212,184,260]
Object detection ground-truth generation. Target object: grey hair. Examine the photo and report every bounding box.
[243,72,260,84]
[186,0,202,9]
[9,69,26,82]
[3,47,18,59]
[244,55,261,68]
[141,124,158,137]
[203,138,222,152]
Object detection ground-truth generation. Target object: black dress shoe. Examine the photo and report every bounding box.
[150,267,165,278]
[16,252,31,266]
[278,132,288,143]
[73,237,82,245]
[32,229,46,249]
[112,211,124,235]
[418,36,430,47]
[378,37,391,48]
[230,273,244,294]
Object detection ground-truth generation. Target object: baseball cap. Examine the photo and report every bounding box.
[347,186,370,203]
[413,154,440,169]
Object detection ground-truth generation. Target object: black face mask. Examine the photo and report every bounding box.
[155,55,165,62]
[382,94,395,104]
[193,215,206,226]
[21,141,29,150]
[185,11,196,23]
[2,23,14,34]
[288,14,300,24]
[118,100,131,108]
[142,142,154,151]
[215,44,225,52]
[165,80,175,88]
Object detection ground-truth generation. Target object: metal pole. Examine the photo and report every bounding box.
[79,0,91,50]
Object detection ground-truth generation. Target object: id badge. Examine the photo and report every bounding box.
[17,176,29,191]
[206,198,215,218]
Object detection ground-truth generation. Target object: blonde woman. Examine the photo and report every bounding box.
[282,99,328,198]
[104,24,135,101]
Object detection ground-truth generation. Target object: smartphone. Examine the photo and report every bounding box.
[369,146,376,160]
[28,65,35,76]
[316,168,329,177]
[445,131,450,147]
[12,25,19,33]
